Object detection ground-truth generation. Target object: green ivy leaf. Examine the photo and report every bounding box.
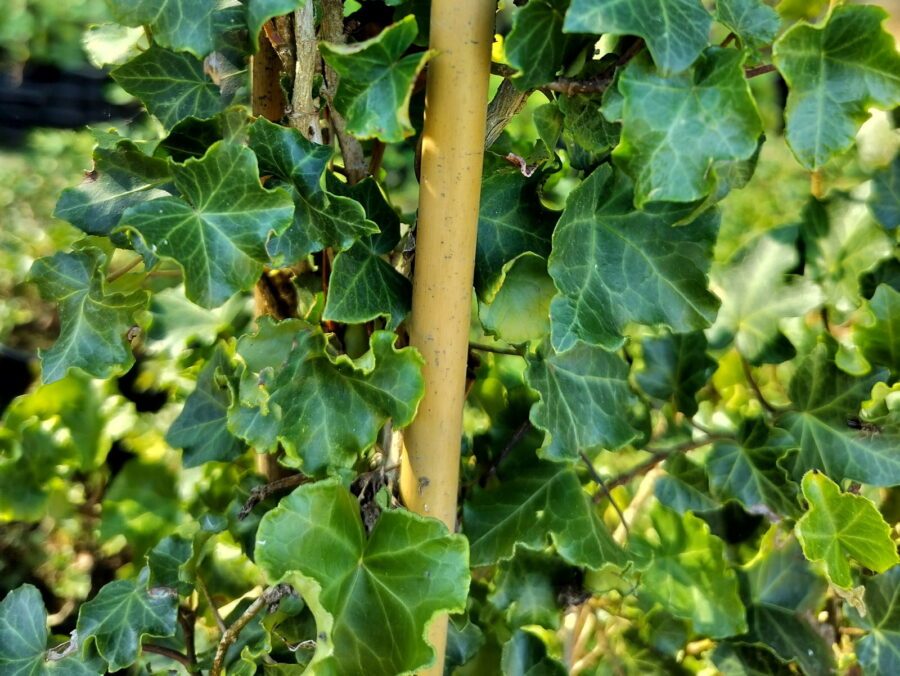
[856,284,900,375]
[631,507,748,638]
[715,0,781,51]
[848,566,900,675]
[614,49,763,205]
[559,93,621,168]
[739,528,833,675]
[0,585,104,675]
[230,318,424,474]
[476,161,556,301]
[506,0,588,89]
[76,568,178,671]
[548,166,720,351]
[635,330,716,416]
[563,0,711,73]
[445,615,485,674]
[706,420,800,519]
[655,454,719,514]
[29,248,148,384]
[869,154,899,229]
[319,16,432,142]
[54,140,172,237]
[246,0,307,52]
[490,549,573,629]
[479,254,555,345]
[255,479,469,676]
[247,118,377,265]
[146,534,193,596]
[779,340,900,486]
[526,341,643,461]
[121,141,294,308]
[501,630,567,676]
[708,232,823,363]
[111,45,226,129]
[166,346,247,467]
[795,471,899,589]
[712,643,794,676]
[773,5,900,169]
[463,452,625,568]
[106,0,218,57]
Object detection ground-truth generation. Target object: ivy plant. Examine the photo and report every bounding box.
[1,0,899,674]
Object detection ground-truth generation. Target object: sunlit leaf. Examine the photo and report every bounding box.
[715,0,781,51]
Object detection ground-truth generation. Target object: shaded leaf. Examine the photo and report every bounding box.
[255,479,469,676]
[869,154,900,229]
[501,630,566,676]
[655,454,719,514]
[636,330,715,416]
[548,165,720,351]
[319,16,432,142]
[849,566,900,675]
[856,284,900,375]
[29,248,148,383]
[773,5,900,169]
[246,0,307,52]
[121,141,294,308]
[490,549,573,629]
[146,535,193,596]
[795,471,898,589]
[614,49,763,205]
[712,643,794,676]
[506,0,587,89]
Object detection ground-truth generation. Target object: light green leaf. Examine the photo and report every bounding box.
[83,23,148,68]
[54,140,172,237]
[476,161,556,301]
[76,568,178,671]
[230,318,424,474]
[166,346,247,467]
[635,330,716,416]
[247,117,377,265]
[121,141,294,308]
[29,248,148,383]
[501,630,567,676]
[526,341,643,461]
[463,452,625,569]
[319,16,432,142]
[506,0,587,89]
[795,471,899,590]
[490,549,572,629]
[849,566,900,675]
[564,0,712,73]
[773,5,900,169]
[779,340,900,486]
[614,49,763,205]
[708,232,823,362]
[548,166,720,351]
[106,0,217,57]
[255,479,469,676]
[246,0,307,52]
[111,45,226,129]
[479,254,555,345]
[870,154,899,229]
[706,420,799,518]
[715,0,781,50]
[631,507,748,638]
[856,284,900,375]
[0,585,103,676]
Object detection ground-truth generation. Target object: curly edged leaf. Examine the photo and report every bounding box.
[247,117,377,265]
[526,341,644,461]
[75,568,178,671]
[773,4,900,169]
[105,0,220,57]
[564,0,712,74]
[120,141,294,308]
[548,165,720,351]
[29,248,149,384]
[229,317,424,475]
[614,48,763,205]
[111,44,226,129]
[0,585,104,675]
[848,566,900,675]
[319,16,433,142]
[795,471,898,592]
[255,479,469,676]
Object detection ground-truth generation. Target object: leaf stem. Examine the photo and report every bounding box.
[744,63,777,78]
[143,643,193,670]
[580,451,629,535]
[196,575,227,634]
[740,355,778,414]
[105,256,143,283]
[238,473,308,520]
[469,342,524,357]
[602,436,723,492]
[178,608,197,671]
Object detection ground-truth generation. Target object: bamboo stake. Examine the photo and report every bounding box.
[399,1,495,673]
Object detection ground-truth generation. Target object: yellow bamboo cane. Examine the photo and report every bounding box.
[399,1,495,672]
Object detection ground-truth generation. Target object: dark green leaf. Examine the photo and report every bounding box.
[715,0,781,50]
[319,16,432,142]
[500,630,566,676]
[29,248,148,383]
[506,0,586,89]
[773,5,900,169]
[106,0,218,57]
[849,566,900,675]
[490,549,572,629]
[636,330,715,416]
[615,49,763,205]
[246,0,307,52]
[548,166,720,351]
[857,284,900,375]
[712,643,794,676]
[869,154,900,229]
[655,454,719,514]
[121,141,294,308]
[255,479,469,676]
[147,535,193,596]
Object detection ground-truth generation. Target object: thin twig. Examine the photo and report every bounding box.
[143,644,193,669]
[721,32,736,47]
[482,420,532,483]
[239,473,308,520]
[580,451,629,535]
[469,342,523,357]
[740,355,778,414]
[178,608,197,671]
[196,575,227,635]
[105,256,143,283]
[601,437,723,493]
[210,585,293,676]
[744,63,777,78]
